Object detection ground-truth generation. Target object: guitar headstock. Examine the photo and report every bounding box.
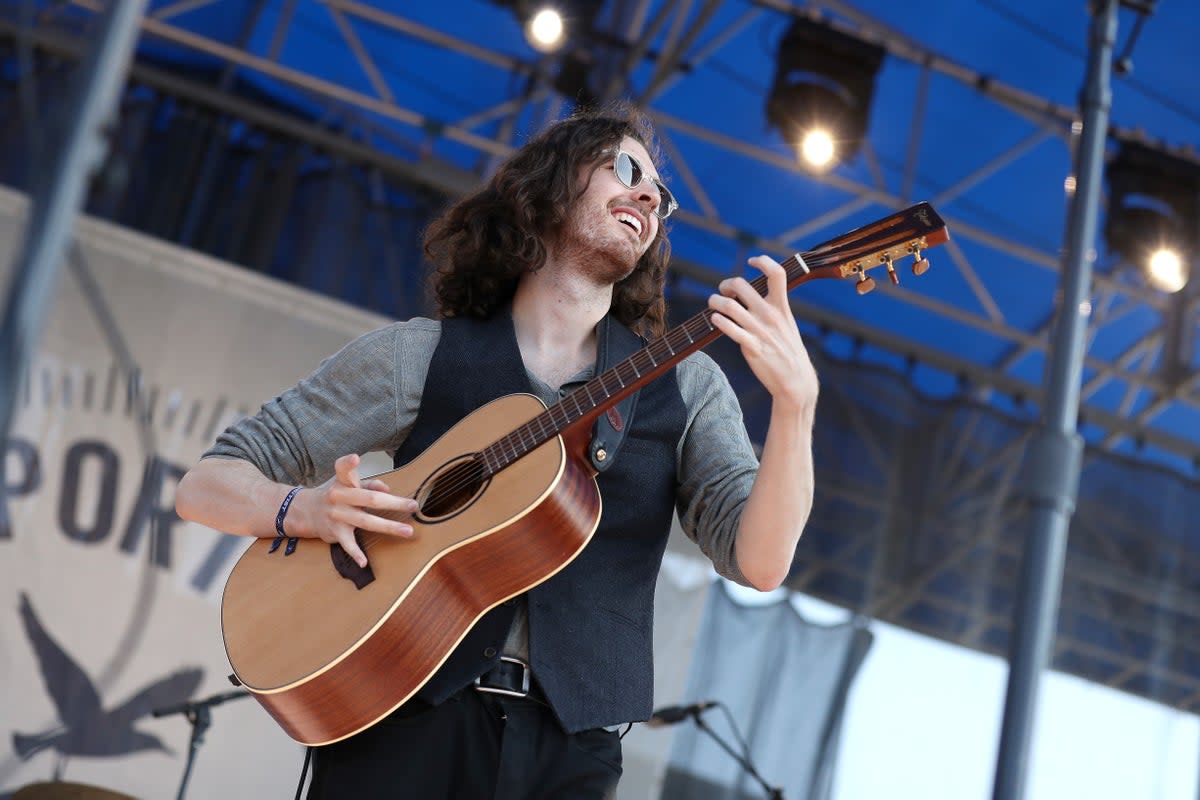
[799,202,949,294]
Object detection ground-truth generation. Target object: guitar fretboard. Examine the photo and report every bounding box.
[471,200,947,477]
[477,253,809,476]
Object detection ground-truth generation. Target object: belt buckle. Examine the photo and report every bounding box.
[474,656,531,698]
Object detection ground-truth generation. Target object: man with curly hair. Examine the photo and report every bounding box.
[176,103,819,799]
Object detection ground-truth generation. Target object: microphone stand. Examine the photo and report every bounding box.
[152,689,252,800]
[689,709,784,800]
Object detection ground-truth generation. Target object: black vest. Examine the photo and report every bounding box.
[393,311,687,732]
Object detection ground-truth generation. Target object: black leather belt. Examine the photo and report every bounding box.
[474,657,534,699]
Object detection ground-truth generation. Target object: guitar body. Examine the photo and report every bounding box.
[220,393,601,745]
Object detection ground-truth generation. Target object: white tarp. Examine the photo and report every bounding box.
[0,185,390,799]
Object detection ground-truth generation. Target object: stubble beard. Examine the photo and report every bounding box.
[554,205,644,286]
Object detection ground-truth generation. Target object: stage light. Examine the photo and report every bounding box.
[765,18,886,169]
[1146,248,1187,293]
[525,6,565,53]
[800,129,836,170]
[1104,142,1200,292]
[491,1,571,54]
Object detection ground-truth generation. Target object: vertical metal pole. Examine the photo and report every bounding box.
[991,2,1119,799]
[0,0,149,439]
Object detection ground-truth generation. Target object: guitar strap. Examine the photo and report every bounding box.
[588,314,643,473]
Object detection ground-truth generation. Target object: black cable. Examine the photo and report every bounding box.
[295,746,313,800]
[715,701,755,762]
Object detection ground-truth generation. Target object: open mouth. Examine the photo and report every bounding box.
[612,210,643,238]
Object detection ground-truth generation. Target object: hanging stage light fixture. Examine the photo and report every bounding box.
[524,5,567,53]
[765,17,886,171]
[490,0,570,54]
[1104,142,1200,293]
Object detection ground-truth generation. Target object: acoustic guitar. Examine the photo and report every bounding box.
[220,203,949,745]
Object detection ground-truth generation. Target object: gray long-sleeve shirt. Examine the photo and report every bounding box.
[206,317,760,588]
[206,317,761,666]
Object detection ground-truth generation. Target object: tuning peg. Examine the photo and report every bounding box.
[885,258,899,285]
[855,274,876,295]
[911,251,930,275]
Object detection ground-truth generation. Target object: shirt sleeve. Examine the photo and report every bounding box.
[674,352,759,586]
[202,317,440,487]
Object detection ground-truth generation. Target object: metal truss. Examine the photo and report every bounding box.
[779,356,1200,713]
[10,0,1199,469]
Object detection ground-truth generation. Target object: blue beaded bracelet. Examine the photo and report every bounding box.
[275,486,301,538]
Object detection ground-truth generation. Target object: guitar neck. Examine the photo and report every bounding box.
[477,201,948,476]
[479,253,813,476]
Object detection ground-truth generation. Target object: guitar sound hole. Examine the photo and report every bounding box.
[417,455,488,521]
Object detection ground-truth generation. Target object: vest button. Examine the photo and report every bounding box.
[483,646,497,658]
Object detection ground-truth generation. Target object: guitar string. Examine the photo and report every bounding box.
[384,220,927,520]
[350,235,931,556]
[360,225,923,530]
[351,219,932,539]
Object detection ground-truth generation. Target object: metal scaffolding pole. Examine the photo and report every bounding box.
[0,0,148,441]
[991,2,1119,798]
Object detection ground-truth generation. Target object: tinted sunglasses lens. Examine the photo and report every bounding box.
[616,150,676,219]
[652,181,677,219]
[614,151,639,188]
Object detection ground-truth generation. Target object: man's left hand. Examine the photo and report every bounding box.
[708,254,819,414]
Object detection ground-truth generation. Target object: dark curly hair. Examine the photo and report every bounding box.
[423,103,672,338]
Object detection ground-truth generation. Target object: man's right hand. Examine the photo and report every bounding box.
[290,453,418,568]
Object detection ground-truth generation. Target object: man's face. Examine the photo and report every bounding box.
[555,136,666,283]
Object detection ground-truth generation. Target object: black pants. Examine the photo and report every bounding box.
[306,690,622,799]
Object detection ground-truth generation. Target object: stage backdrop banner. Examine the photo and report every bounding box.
[0,185,391,799]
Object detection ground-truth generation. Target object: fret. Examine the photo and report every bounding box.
[455,203,944,492]
[596,372,617,397]
[512,432,525,460]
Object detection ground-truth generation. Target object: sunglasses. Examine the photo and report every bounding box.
[612,148,678,220]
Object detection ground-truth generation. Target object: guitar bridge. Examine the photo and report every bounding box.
[329,532,375,590]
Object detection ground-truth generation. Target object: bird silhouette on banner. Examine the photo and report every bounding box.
[11,592,204,761]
